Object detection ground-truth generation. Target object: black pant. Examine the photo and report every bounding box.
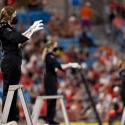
[1,54,21,122]
[44,74,57,122]
[119,69,125,106]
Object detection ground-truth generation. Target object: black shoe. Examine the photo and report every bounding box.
[47,120,60,125]
[7,115,19,122]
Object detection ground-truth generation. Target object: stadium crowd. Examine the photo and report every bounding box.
[0,0,125,123]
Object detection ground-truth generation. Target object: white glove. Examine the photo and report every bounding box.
[30,20,44,33]
[61,63,81,69]
[23,20,44,39]
[68,63,81,68]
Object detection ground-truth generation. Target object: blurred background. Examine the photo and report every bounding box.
[1,0,125,124]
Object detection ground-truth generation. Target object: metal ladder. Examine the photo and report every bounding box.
[32,95,70,125]
[0,85,33,125]
[121,108,125,125]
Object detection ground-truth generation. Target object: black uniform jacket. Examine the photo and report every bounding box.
[0,21,28,56]
[44,52,64,94]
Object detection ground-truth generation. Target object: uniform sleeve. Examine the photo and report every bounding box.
[2,27,29,43]
[47,53,64,71]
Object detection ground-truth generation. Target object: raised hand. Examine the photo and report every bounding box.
[22,20,44,39]
[30,20,44,33]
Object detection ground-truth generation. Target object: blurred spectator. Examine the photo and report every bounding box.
[80,2,94,30]
[0,0,4,9]
[5,0,15,6]
[109,0,119,23]
[79,30,96,47]
[112,14,124,47]
[27,0,43,10]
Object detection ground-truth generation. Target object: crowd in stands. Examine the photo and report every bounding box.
[0,0,125,123]
[106,0,125,50]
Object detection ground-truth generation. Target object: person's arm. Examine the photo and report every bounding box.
[47,53,81,71]
[47,53,64,71]
[61,63,81,69]
[22,20,44,39]
[18,20,44,48]
[2,20,43,44]
[2,27,29,43]
[61,64,70,69]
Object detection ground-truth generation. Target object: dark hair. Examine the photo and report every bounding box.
[0,6,15,21]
